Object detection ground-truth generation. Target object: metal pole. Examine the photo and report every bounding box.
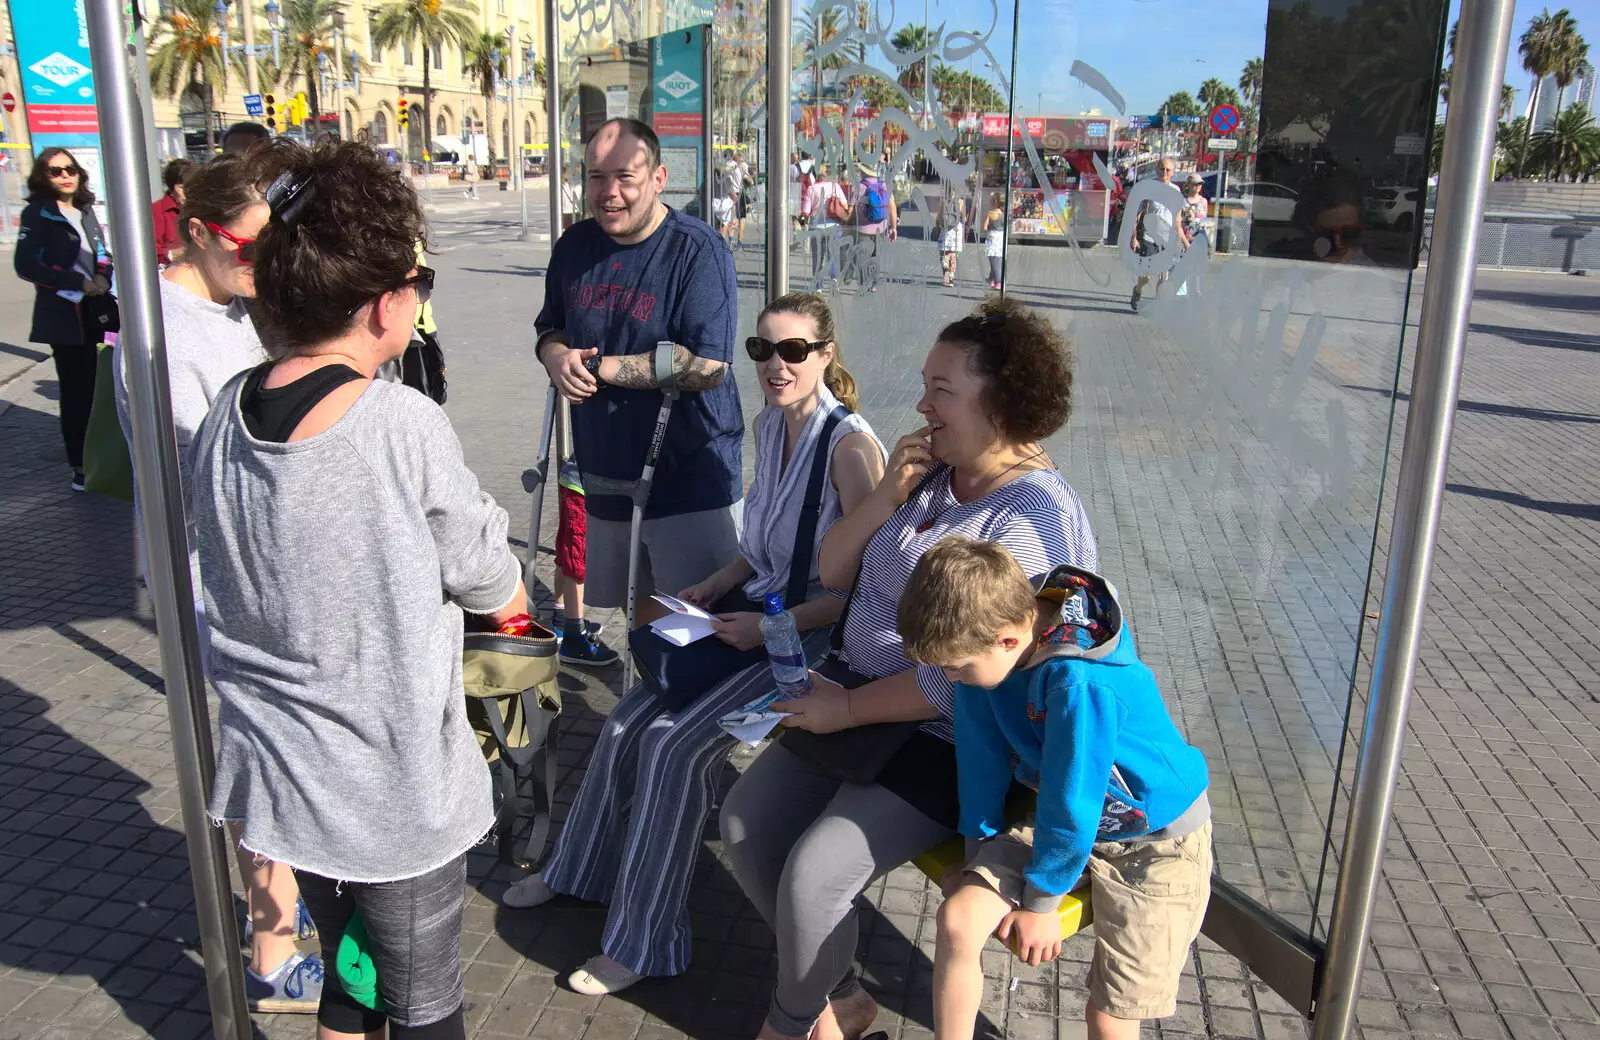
[241,0,260,97]
[702,26,714,228]
[82,5,253,1040]
[508,22,522,238]
[519,38,531,241]
[765,0,791,301]
[544,0,562,241]
[1309,0,1513,1035]
[131,4,163,195]
[334,27,345,139]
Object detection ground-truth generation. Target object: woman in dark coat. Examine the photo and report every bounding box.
[13,146,112,491]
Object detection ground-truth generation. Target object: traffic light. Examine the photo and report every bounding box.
[397,97,409,130]
[289,93,308,127]
[265,94,277,132]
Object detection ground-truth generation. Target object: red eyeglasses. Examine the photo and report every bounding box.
[204,221,258,263]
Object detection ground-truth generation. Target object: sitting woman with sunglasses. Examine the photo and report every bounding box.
[189,140,527,1040]
[502,292,886,997]
[720,295,1097,1040]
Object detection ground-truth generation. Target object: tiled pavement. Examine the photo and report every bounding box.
[2,207,1598,1040]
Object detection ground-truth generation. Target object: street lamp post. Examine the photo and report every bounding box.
[214,0,230,94]
[506,23,519,225]
[265,0,282,68]
[334,19,346,139]
[241,0,260,97]
[518,36,533,241]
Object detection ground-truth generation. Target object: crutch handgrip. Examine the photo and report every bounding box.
[654,340,680,402]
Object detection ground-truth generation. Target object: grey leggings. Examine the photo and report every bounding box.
[720,743,954,1036]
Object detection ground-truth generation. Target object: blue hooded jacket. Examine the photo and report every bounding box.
[955,564,1210,912]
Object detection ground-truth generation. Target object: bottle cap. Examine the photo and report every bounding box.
[762,593,785,615]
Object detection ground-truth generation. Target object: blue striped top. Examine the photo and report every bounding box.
[840,464,1098,742]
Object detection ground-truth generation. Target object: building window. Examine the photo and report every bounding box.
[502,119,510,160]
[367,13,383,63]
[437,114,446,136]
[432,42,443,70]
[373,111,389,143]
[402,39,414,65]
[498,0,506,11]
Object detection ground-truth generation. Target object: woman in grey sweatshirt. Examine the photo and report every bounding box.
[189,140,526,1039]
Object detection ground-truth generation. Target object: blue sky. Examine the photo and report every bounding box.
[897,0,1600,119]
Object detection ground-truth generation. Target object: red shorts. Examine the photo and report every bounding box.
[555,485,586,582]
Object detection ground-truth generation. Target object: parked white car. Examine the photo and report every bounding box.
[1225,180,1299,223]
[1365,186,1421,231]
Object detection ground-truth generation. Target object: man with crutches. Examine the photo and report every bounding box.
[534,118,743,656]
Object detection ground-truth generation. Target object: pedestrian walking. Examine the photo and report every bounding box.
[463,160,480,199]
[192,139,529,1037]
[723,151,750,247]
[842,161,897,294]
[535,117,744,630]
[1129,160,1187,312]
[151,159,193,267]
[13,147,112,493]
[1180,173,1209,255]
[503,293,884,1000]
[937,183,969,287]
[802,163,847,290]
[982,199,1006,289]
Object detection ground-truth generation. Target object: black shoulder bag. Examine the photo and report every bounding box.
[629,405,849,711]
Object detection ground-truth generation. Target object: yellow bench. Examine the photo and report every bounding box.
[913,836,1094,941]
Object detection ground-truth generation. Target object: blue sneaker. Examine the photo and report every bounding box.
[559,632,620,668]
[550,611,605,639]
[245,950,324,1013]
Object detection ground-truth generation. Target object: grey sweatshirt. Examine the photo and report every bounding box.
[191,373,520,882]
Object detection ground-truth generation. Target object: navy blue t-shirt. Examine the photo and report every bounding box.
[535,207,743,522]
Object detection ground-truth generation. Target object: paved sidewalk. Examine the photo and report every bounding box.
[2,216,1598,1040]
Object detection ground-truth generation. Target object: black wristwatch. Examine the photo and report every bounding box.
[584,353,604,383]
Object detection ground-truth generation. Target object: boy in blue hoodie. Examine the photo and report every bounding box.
[898,537,1212,1040]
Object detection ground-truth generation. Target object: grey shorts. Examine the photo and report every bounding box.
[584,502,743,609]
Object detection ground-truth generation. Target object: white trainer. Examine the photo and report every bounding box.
[500,873,556,908]
[567,955,644,996]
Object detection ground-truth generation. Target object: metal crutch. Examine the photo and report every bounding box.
[522,385,559,595]
[581,341,679,692]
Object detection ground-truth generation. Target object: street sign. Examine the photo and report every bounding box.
[1126,115,1152,129]
[1,93,14,113]
[1209,104,1240,135]
[1207,137,1239,151]
[1394,132,1425,155]
[243,93,264,117]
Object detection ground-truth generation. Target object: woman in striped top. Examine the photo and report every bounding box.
[721,296,1097,1040]
[500,293,885,998]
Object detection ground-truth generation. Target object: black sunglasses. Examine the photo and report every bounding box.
[347,266,435,318]
[745,336,828,364]
[47,164,81,177]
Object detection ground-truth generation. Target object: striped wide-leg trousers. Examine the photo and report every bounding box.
[540,628,830,977]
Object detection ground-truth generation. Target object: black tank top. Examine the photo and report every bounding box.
[240,362,366,443]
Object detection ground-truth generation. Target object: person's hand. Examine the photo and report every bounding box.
[542,341,598,402]
[997,909,1061,966]
[711,611,764,650]
[678,570,734,609]
[887,226,898,242]
[81,277,106,296]
[879,426,934,506]
[773,672,854,733]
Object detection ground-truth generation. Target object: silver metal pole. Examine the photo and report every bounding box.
[241,0,260,97]
[545,0,562,242]
[519,38,531,241]
[334,26,345,139]
[701,26,714,227]
[508,22,523,239]
[765,0,791,300]
[1309,0,1513,1035]
[83,4,253,1040]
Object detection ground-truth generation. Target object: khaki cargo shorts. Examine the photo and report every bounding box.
[966,819,1213,1020]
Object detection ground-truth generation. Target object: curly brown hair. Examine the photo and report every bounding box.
[176,153,268,249]
[245,140,426,355]
[936,295,1074,444]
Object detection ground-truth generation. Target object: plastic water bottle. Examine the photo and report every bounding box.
[760,593,812,699]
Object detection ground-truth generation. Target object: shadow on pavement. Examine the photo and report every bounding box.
[1472,287,1600,314]
[1446,482,1600,523]
[0,341,50,365]
[1468,323,1600,354]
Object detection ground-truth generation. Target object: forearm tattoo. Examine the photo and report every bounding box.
[609,343,729,391]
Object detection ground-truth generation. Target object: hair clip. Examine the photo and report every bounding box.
[266,169,314,229]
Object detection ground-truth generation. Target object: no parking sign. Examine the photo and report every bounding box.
[1208,104,1240,136]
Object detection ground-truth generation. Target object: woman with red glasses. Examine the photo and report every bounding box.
[108,152,327,1015]
[13,146,110,491]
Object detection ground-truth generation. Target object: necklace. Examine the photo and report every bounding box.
[915,449,1051,533]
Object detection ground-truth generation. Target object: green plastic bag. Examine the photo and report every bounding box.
[83,341,134,502]
[336,909,385,1011]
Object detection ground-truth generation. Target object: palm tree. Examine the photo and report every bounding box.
[1502,83,1518,120]
[1518,8,1574,174]
[371,0,476,160]
[149,0,239,152]
[1528,104,1600,179]
[1238,57,1264,107]
[1550,26,1589,115]
[462,30,508,166]
[888,24,938,100]
[1160,90,1202,118]
[279,0,344,130]
[1498,115,1530,176]
[1198,77,1241,111]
